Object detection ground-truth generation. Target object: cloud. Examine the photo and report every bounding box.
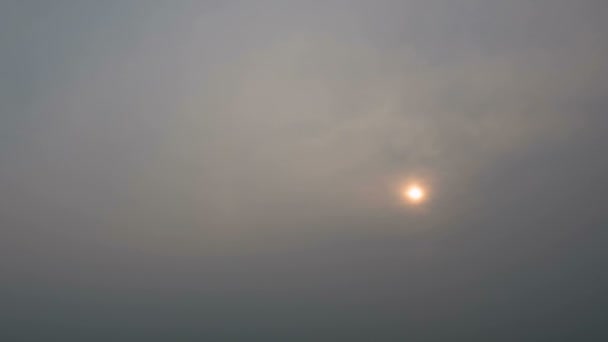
[2,2,607,339]
[90,27,604,249]
[1,0,605,256]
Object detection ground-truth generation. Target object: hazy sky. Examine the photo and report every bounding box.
[2,1,607,340]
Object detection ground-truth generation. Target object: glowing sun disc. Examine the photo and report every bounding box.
[402,184,427,204]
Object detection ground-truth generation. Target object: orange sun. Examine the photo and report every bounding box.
[402,184,427,204]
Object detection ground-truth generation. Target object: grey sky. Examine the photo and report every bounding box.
[1,1,607,340]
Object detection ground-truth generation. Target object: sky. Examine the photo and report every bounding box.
[1,1,607,340]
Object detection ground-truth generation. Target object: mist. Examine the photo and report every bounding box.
[2,1,607,340]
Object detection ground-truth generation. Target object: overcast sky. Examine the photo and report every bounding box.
[1,1,607,340]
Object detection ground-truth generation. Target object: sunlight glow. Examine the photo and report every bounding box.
[402,184,427,204]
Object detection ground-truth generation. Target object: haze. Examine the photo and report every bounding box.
[1,1,607,340]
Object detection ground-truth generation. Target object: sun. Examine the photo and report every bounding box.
[402,184,427,204]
